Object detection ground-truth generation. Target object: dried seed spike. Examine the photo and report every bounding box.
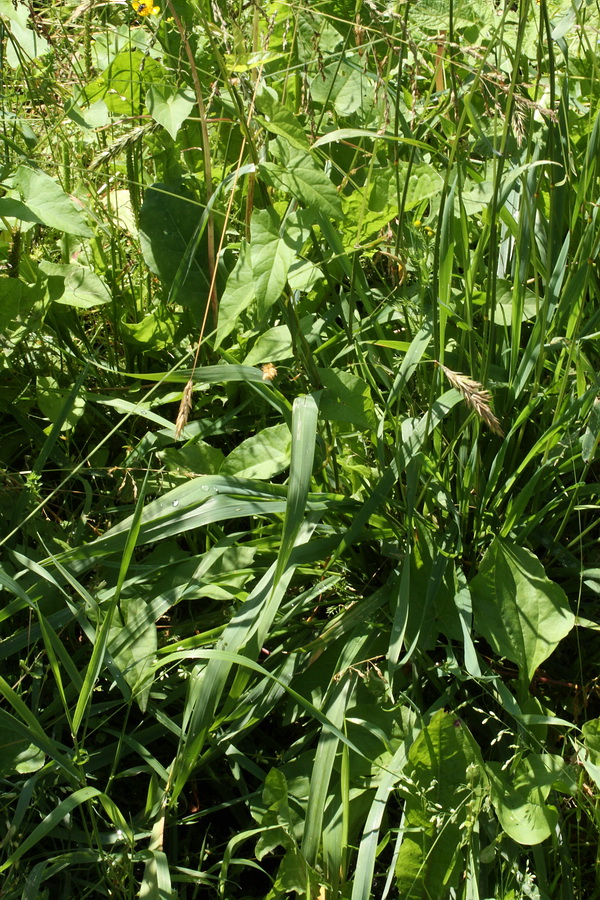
[175,379,194,439]
[261,363,277,381]
[437,362,504,436]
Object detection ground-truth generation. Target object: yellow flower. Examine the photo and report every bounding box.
[131,0,160,16]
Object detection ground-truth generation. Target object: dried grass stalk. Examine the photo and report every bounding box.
[437,362,504,436]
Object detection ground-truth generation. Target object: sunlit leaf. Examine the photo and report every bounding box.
[471,538,575,687]
[9,166,92,237]
[221,423,291,480]
[146,84,195,140]
[251,207,296,319]
[488,755,559,845]
[395,710,486,899]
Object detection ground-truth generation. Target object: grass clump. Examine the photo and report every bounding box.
[1,0,600,897]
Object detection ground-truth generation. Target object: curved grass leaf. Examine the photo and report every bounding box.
[274,394,319,583]
[351,727,416,900]
[71,472,149,735]
[168,396,319,801]
[0,787,102,874]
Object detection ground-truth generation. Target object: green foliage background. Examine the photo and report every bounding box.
[1,0,600,897]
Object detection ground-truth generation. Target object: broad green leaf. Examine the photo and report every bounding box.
[493,280,539,327]
[33,367,89,475]
[395,710,486,899]
[0,730,45,777]
[259,154,342,221]
[160,442,225,477]
[401,163,444,209]
[471,538,574,687]
[251,207,296,319]
[0,277,31,331]
[288,258,323,292]
[460,179,495,216]
[333,66,368,116]
[139,182,211,308]
[146,84,195,140]
[121,307,180,351]
[10,166,93,237]
[310,62,366,116]
[36,376,86,432]
[281,205,315,248]
[274,846,321,895]
[318,368,376,431]
[243,323,294,365]
[0,197,47,229]
[215,242,255,347]
[255,89,309,151]
[65,98,110,130]
[398,523,461,657]
[221,423,291,480]
[38,261,111,308]
[0,703,78,784]
[88,24,149,71]
[581,719,600,788]
[297,14,342,55]
[256,769,296,860]
[342,165,443,245]
[487,755,558,845]
[80,49,164,116]
[108,596,157,712]
[1,0,50,68]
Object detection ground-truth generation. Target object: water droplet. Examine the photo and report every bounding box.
[172,500,179,508]
[201,485,209,492]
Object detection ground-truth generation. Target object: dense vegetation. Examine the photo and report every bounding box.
[2,0,600,896]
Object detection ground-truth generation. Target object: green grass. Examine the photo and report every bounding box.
[1,0,600,897]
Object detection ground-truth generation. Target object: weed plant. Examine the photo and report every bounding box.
[1,0,600,897]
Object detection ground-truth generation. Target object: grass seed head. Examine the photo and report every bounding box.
[437,362,504,436]
[175,378,194,439]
